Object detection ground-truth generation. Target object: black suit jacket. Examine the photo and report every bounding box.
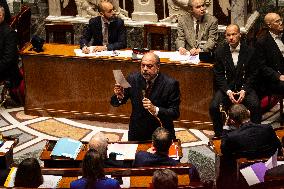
[133,151,178,167]
[221,122,281,159]
[79,16,126,50]
[265,164,284,180]
[214,42,257,94]
[255,31,284,90]
[110,72,180,141]
[0,22,22,87]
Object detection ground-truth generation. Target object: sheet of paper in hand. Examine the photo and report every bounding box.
[113,70,131,88]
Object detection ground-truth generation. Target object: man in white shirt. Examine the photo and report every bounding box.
[255,12,284,96]
[209,24,261,137]
[175,0,218,55]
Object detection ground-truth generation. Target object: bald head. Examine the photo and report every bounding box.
[264,13,283,35]
[99,1,115,21]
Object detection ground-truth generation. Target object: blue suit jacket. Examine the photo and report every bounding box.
[70,177,120,189]
[80,16,126,50]
[110,72,180,141]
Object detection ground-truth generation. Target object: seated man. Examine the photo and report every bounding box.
[175,0,218,55]
[133,127,200,181]
[255,12,284,96]
[79,1,126,53]
[152,169,178,189]
[209,24,261,137]
[0,6,22,95]
[218,104,281,189]
[89,132,127,167]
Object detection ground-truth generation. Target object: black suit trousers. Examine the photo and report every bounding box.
[209,90,261,136]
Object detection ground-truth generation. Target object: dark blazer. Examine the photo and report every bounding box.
[80,16,126,50]
[214,42,257,94]
[110,72,180,141]
[221,122,281,159]
[265,164,284,180]
[0,22,22,87]
[255,31,284,90]
[133,151,178,167]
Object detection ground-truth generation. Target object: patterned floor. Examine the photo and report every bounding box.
[0,103,282,182]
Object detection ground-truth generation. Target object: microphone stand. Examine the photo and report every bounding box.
[142,90,163,127]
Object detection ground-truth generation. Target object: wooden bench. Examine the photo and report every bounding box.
[33,164,212,188]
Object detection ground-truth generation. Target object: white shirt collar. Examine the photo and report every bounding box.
[230,42,241,52]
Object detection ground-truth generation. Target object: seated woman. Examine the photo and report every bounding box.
[70,149,121,189]
[14,158,43,188]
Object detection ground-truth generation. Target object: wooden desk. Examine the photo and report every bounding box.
[40,165,193,188]
[40,140,182,168]
[21,43,214,129]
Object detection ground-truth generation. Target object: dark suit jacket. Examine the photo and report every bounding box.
[255,31,284,92]
[265,164,284,180]
[80,16,126,50]
[133,151,178,167]
[110,72,180,141]
[218,122,281,189]
[221,122,281,159]
[214,42,257,94]
[0,22,22,87]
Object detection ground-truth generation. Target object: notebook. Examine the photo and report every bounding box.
[51,138,83,159]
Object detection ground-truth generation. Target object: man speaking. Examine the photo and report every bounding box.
[110,52,180,141]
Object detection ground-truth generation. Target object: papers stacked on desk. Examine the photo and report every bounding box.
[0,141,14,153]
[51,138,83,159]
[107,143,138,160]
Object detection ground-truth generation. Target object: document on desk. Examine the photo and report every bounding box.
[153,51,200,64]
[74,48,119,57]
[0,141,14,153]
[107,143,138,160]
[40,175,62,188]
[113,70,131,88]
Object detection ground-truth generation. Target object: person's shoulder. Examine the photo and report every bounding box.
[89,16,101,24]
[204,13,218,23]
[100,177,120,186]
[160,73,178,84]
[114,17,124,24]
[178,12,191,22]
[70,178,87,189]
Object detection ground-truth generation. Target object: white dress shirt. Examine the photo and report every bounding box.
[269,31,284,57]
[230,43,241,66]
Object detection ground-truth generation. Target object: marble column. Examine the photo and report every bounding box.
[231,0,247,27]
[132,0,158,22]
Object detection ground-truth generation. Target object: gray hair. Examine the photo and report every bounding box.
[89,132,108,159]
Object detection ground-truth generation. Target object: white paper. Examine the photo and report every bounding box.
[120,177,130,188]
[116,50,133,58]
[74,47,119,57]
[107,143,138,160]
[167,52,200,64]
[240,167,261,186]
[113,70,131,88]
[0,141,14,153]
[39,175,62,188]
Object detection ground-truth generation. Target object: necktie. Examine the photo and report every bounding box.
[195,20,199,40]
[103,22,109,45]
[145,81,153,98]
